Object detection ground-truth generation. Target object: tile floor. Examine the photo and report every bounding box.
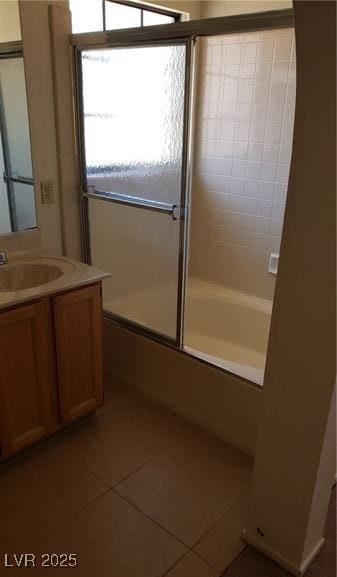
[0,378,253,577]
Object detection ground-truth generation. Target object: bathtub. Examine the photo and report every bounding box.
[184,278,273,386]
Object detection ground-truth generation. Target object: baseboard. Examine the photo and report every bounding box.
[241,529,325,576]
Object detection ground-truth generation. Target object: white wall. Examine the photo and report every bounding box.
[0,0,21,41]
[143,0,202,19]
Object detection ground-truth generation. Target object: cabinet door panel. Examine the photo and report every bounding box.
[53,284,103,423]
[0,301,58,457]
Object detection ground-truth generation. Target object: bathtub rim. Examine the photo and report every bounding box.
[103,309,264,390]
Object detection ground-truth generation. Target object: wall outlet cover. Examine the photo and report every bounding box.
[41,181,54,204]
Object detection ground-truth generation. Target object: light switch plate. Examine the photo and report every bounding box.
[41,181,54,204]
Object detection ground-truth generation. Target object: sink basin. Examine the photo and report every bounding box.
[0,263,63,292]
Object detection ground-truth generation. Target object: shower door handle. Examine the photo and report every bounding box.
[81,187,186,220]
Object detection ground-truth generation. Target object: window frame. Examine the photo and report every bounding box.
[102,0,181,30]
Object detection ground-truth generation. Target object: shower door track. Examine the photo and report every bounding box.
[72,8,294,351]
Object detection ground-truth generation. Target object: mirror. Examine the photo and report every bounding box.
[0,1,37,236]
[0,51,37,235]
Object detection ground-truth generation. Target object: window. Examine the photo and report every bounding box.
[70,0,180,34]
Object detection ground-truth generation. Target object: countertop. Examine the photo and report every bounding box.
[0,250,110,311]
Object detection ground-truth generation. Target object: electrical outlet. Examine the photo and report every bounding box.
[41,181,54,204]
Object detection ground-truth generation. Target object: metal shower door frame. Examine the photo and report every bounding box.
[74,36,195,347]
[72,8,294,350]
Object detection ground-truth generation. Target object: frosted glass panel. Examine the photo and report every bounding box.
[104,1,141,30]
[89,200,180,338]
[81,44,186,205]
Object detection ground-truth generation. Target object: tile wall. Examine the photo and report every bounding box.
[189,28,296,300]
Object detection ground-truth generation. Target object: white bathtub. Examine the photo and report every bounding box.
[184,278,273,386]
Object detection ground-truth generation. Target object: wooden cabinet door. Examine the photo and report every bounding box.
[53,284,103,423]
[0,300,58,457]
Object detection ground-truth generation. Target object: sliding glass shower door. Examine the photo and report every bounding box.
[77,41,190,342]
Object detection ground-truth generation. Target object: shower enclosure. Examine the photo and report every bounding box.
[73,8,295,386]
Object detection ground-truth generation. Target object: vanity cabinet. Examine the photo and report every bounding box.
[54,284,103,424]
[0,282,103,459]
[0,300,58,457]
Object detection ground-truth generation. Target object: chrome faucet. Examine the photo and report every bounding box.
[0,251,8,265]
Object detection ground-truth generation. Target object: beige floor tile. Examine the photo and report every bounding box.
[166,552,220,577]
[101,377,213,447]
[39,408,171,487]
[0,449,108,550]
[33,490,186,577]
[116,435,253,547]
[194,500,248,571]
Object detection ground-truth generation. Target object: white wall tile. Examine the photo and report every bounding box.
[227,44,242,64]
[241,213,256,231]
[258,199,273,218]
[248,142,263,161]
[219,158,233,176]
[250,123,266,142]
[268,103,284,123]
[261,162,277,181]
[263,143,279,163]
[274,37,292,61]
[265,123,282,144]
[255,216,271,234]
[237,102,252,121]
[231,177,245,195]
[243,42,258,63]
[260,181,275,200]
[276,163,290,184]
[272,201,285,220]
[221,120,235,140]
[251,103,268,122]
[245,179,260,197]
[246,161,262,179]
[190,29,295,300]
[219,140,234,156]
[243,196,258,215]
[233,140,248,159]
[254,82,270,105]
[232,160,247,177]
[235,122,250,140]
[258,40,274,62]
[275,183,287,202]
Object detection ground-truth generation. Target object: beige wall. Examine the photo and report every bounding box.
[144,0,202,19]
[19,0,66,255]
[0,0,21,41]
[201,1,292,19]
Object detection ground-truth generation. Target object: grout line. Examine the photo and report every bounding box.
[160,551,191,577]
[192,549,225,574]
[112,488,189,549]
[5,486,112,562]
